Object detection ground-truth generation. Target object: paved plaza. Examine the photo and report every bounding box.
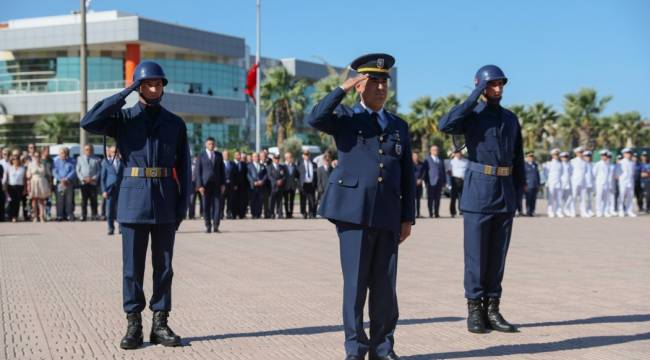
[1,200,649,359]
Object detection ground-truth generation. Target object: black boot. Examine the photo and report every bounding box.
[467,299,487,333]
[484,297,517,332]
[120,313,143,350]
[150,311,181,346]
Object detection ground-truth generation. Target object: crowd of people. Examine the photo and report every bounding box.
[1,141,648,227]
[411,145,650,219]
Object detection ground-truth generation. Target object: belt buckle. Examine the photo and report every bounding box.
[147,168,158,177]
[497,167,509,176]
[483,165,494,175]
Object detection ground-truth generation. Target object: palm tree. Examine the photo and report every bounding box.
[562,88,612,149]
[527,102,560,151]
[407,96,440,154]
[35,113,75,144]
[609,111,644,148]
[261,66,308,148]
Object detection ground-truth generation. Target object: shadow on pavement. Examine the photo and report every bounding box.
[183,316,463,345]
[518,313,650,328]
[401,332,650,359]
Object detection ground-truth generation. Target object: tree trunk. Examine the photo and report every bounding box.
[420,133,428,155]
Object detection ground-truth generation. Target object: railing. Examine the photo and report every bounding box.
[0,79,244,100]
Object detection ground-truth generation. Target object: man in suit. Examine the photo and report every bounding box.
[283,151,299,218]
[259,151,272,218]
[297,150,318,219]
[308,53,415,360]
[423,145,446,218]
[412,152,425,218]
[100,146,124,235]
[196,137,226,233]
[524,152,541,216]
[247,152,267,219]
[233,151,248,218]
[221,150,236,220]
[188,154,202,220]
[317,154,332,205]
[267,154,287,218]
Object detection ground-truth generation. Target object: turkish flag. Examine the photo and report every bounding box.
[244,63,259,103]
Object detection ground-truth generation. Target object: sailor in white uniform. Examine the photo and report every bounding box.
[560,152,573,216]
[616,148,637,217]
[543,149,564,217]
[594,150,614,217]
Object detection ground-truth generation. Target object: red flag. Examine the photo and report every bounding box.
[244,63,259,103]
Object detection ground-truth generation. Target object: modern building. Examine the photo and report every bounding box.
[0,10,397,152]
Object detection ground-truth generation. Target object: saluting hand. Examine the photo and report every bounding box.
[399,222,412,245]
[119,79,142,98]
[341,74,369,92]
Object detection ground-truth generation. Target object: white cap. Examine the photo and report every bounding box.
[621,147,632,153]
[560,151,569,157]
[551,148,560,155]
[583,150,592,156]
[599,149,609,156]
[573,146,584,153]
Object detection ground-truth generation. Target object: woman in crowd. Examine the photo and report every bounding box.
[27,151,52,222]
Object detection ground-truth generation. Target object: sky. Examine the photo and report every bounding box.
[4,0,650,117]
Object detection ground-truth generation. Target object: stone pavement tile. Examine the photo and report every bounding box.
[1,207,649,359]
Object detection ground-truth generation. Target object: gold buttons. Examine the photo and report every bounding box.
[379,163,384,168]
[379,149,384,155]
[338,179,343,184]
[379,136,384,142]
[378,176,383,182]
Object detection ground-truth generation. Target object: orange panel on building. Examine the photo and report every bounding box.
[124,43,140,86]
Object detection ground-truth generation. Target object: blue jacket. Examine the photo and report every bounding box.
[524,161,541,189]
[100,158,124,195]
[423,156,446,187]
[438,89,525,213]
[53,157,76,182]
[197,150,226,189]
[307,87,416,232]
[247,162,268,190]
[80,93,191,224]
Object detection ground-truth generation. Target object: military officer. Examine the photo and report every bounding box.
[81,61,191,349]
[308,53,415,360]
[594,150,614,217]
[583,150,595,216]
[617,148,636,217]
[569,147,589,217]
[439,65,524,334]
[523,152,540,216]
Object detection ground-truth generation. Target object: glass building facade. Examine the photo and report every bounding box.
[0,57,245,100]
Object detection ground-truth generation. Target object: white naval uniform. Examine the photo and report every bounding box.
[544,159,564,217]
[583,160,594,216]
[570,157,588,217]
[560,160,573,216]
[617,158,636,216]
[594,160,614,217]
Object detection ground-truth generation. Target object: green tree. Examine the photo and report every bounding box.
[261,66,308,148]
[35,113,75,144]
[562,88,612,149]
[407,96,440,154]
[279,136,303,161]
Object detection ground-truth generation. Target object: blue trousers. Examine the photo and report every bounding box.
[105,193,117,231]
[202,185,222,230]
[524,187,538,216]
[121,223,175,313]
[463,212,513,300]
[336,222,399,358]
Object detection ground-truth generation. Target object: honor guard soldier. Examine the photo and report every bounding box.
[439,65,524,334]
[81,61,191,349]
[308,53,415,360]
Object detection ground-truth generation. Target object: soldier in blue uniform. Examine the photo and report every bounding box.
[308,53,415,360]
[524,152,541,216]
[81,61,191,349]
[439,65,524,334]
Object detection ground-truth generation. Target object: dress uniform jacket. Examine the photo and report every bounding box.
[308,87,416,232]
[439,94,525,213]
[81,94,191,224]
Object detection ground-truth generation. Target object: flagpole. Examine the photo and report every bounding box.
[255,0,261,153]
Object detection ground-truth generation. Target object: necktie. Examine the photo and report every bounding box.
[370,112,383,134]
